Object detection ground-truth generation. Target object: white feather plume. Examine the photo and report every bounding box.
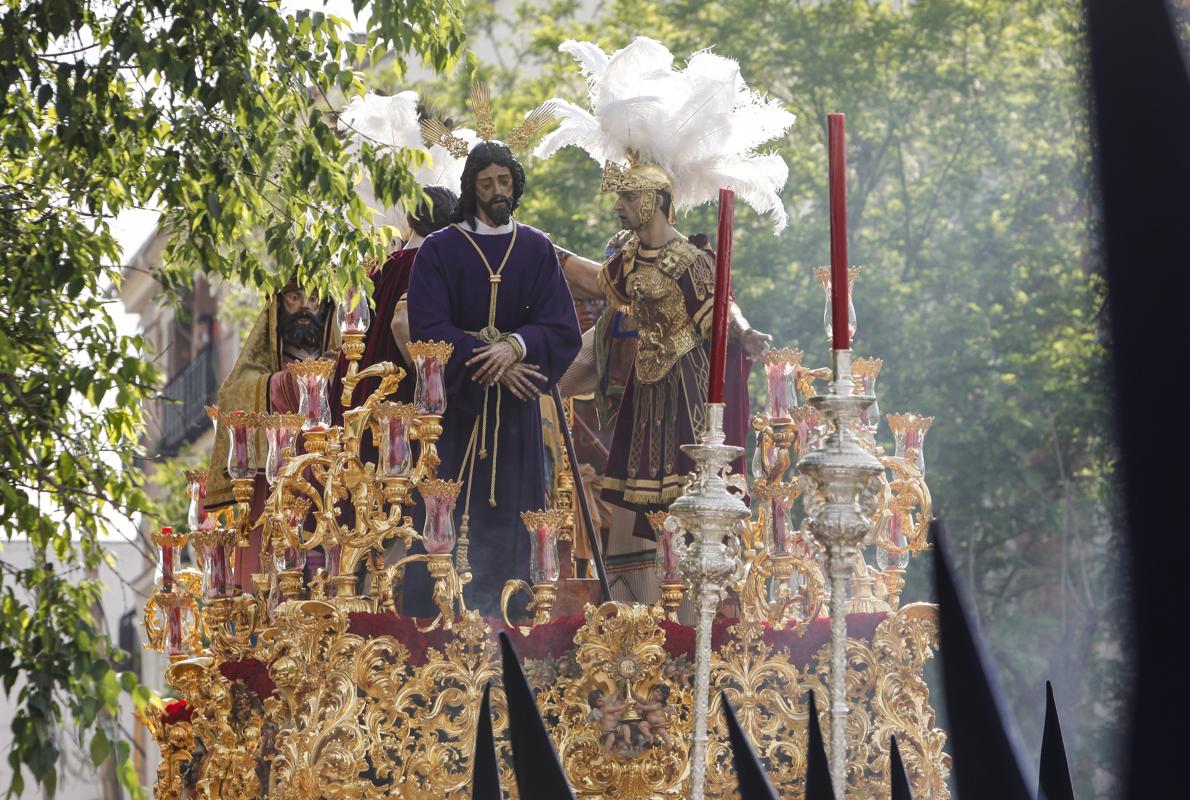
[339,91,473,234]
[536,37,795,230]
[339,91,424,151]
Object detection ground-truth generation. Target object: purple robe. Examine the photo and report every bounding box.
[405,222,581,614]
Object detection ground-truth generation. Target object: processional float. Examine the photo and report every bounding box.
[142,115,948,799]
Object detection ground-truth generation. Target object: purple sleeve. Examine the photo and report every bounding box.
[515,240,582,388]
[406,239,486,413]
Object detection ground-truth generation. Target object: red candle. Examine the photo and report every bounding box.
[828,113,850,351]
[709,188,735,404]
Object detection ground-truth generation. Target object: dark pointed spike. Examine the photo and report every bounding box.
[471,682,502,800]
[932,520,1032,800]
[1038,681,1076,800]
[497,631,575,799]
[721,693,779,800]
[804,691,835,800]
[889,736,914,800]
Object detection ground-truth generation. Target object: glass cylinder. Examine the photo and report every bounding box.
[656,516,683,584]
[185,468,214,532]
[408,341,454,416]
[272,538,306,572]
[222,411,259,480]
[814,265,859,344]
[790,406,824,458]
[154,526,186,592]
[766,489,795,556]
[522,509,564,584]
[339,285,371,336]
[192,529,238,600]
[762,348,803,422]
[263,414,301,485]
[852,357,883,436]
[888,413,934,474]
[876,508,911,570]
[420,479,462,554]
[161,593,196,659]
[288,358,335,432]
[377,403,416,477]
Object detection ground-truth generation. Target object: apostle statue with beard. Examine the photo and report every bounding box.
[403,140,582,615]
[207,277,339,587]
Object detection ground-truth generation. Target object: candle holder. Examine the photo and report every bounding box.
[338,284,372,406]
[184,469,214,533]
[762,348,803,422]
[221,410,259,481]
[288,358,335,432]
[888,412,934,474]
[646,511,686,622]
[668,402,750,800]
[408,341,452,417]
[376,402,417,478]
[263,413,303,486]
[153,526,189,592]
[852,357,883,442]
[797,348,887,794]
[143,569,203,661]
[815,265,860,343]
[190,528,240,601]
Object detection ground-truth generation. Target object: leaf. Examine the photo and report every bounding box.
[89,728,111,766]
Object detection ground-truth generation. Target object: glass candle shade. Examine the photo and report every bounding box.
[263,414,303,485]
[377,403,416,477]
[814,265,860,345]
[153,526,187,592]
[765,489,796,556]
[420,479,462,554]
[192,529,238,600]
[221,411,259,480]
[763,348,803,422]
[790,406,824,458]
[272,538,306,573]
[751,429,783,482]
[339,285,371,336]
[521,509,565,585]
[652,515,683,584]
[288,358,335,432]
[851,357,883,436]
[161,593,197,659]
[876,508,911,571]
[408,341,454,416]
[185,468,214,532]
[888,413,934,474]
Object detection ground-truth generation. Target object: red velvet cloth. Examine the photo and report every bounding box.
[219,658,277,700]
[346,612,888,667]
[161,698,193,725]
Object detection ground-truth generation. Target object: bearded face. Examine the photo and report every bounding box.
[474,162,515,226]
[277,289,329,353]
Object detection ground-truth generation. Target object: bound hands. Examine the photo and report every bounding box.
[741,328,772,357]
[466,340,546,400]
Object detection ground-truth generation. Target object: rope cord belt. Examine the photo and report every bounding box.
[452,223,519,538]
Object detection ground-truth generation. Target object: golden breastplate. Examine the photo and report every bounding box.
[627,259,700,384]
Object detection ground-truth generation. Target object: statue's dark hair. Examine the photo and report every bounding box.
[408,184,458,238]
[450,140,526,225]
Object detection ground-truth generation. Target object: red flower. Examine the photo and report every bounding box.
[161,698,193,725]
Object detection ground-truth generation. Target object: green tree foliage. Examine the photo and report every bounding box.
[432,0,1121,794]
[0,0,464,796]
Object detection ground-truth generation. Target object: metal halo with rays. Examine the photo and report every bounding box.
[420,79,556,156]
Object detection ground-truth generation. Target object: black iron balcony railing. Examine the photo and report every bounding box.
[159,346,217,454]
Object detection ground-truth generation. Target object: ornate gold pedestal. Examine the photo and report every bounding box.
[148,601,949,800]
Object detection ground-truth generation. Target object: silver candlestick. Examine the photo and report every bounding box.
[798,349,885,797]
[670,402,750,800]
